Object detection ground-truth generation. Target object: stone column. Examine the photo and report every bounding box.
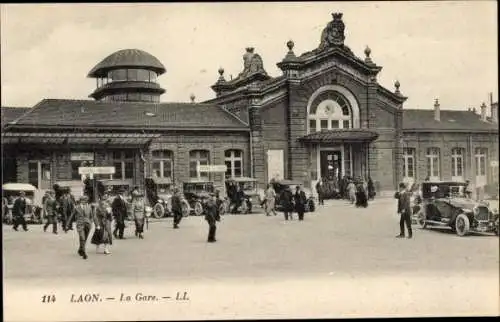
[248,99,266,185]
[287,81,309,186]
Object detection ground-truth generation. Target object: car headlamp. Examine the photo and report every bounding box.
[473,207,480,215]
[248,198,252,202]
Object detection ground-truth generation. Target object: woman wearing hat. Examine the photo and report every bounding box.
[91,200,113,254]
[131,191,146,239]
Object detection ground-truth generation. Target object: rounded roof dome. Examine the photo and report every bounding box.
[88,49,166,77]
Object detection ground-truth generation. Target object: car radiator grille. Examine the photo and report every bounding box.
[476,206,490,221]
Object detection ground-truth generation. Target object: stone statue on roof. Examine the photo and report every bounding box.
[319,12,346,49]
[239,47,267,78]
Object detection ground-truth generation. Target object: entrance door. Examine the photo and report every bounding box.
[28,161,52,189]
[320,150,342,181]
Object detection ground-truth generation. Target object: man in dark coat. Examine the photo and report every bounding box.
[280,186,294,221]
[315,179,325,206]
[43,191,58,234]
[395,183,412,239]
[69,195,94,259]
[171,188,183,229]
[112,190,128,239]
[204,194,220,242]
[61,189,75,232]
[294,186,307,221]
[12,191,28,231]
[367,177,376,200]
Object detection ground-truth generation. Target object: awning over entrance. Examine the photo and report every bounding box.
[1,132,161,145]
[298,129,379,144]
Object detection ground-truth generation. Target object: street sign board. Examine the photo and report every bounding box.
[197,165,227,172]
[78,166,116,175]
[490,161,498,168]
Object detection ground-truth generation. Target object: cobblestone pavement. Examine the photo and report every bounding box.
[3,198,499,320]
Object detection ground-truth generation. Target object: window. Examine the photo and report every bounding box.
[403,148,416,179]
[151,150,173,178]
[308,91,353,133]
[475,148,487,176]
[309,120,317,132]
[28,162,38,188]
[225,149,243,178]
[426,147,440,180]
[109,69,127,81]
[451,148,464,179]
[112,150,134,180]
[189,150,210,180]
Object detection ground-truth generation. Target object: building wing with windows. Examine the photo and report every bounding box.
[1,14,498,197]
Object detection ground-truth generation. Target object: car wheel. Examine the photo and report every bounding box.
[181,202,190,217]
[219,203,226,216]
[239,201,248,214]
[194,201,204,216]
[417,211,427,229]
[152,203,165,219]
[455,213,470,237]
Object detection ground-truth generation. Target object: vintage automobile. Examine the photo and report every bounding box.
[2,183,44,224]
[225,177,264,214]
[413,181,499,236]
[183,180,215,216]
[271,180,316,213]
[145,177,178,218]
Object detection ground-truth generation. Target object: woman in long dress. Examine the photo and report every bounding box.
[91,200,113,254]
[264,184,277,216]
[131,191,146,239]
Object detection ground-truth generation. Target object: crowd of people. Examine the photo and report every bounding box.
[315,176,376,208]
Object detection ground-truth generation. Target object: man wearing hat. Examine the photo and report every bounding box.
[294,185,307,221]
[170,188,183,229]
[395,182,412,239]
[70,195,94,259]
[111,189,128,239]
[43,190,58,234]
[204,194,220,242]
[12,191,28,231]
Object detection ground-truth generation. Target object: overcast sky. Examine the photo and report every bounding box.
[1,2,498,111]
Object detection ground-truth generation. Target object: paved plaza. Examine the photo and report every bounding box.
[3,198,499,320]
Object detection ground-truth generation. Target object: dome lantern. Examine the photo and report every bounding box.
[88,49,166,103]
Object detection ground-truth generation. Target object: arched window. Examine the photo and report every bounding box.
[308,91,352,133]
[225,149,243,178]
[189,150,210,180]
[451,148,464,181]
[151,150,173,178]
[426,147,440,181]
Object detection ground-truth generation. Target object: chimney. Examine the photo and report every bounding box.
[491,102,498,124]
[480,102,487,121]
[490,92,498,123]
[190,94,195,103]
[434,98,440,122]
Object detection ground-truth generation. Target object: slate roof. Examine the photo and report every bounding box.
[6,99,249,131]
[1,107,31,128]
[88,49,166,78]
[299,129,379,143]
[403,109,498,132]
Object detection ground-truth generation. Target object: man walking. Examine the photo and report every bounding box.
[395,183,412,239]
[205,194,220,242]
[171,188,183,229]
[111,190,128,239]
[294,186,307,221]
[315,178,325,206]
[12,191,28,231]
[69,196,94,259]
[43,191,58,234]
[280,186,294,221]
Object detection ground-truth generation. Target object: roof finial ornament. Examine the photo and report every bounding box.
[190,94,195,103]
[287,40,294,52]
[217,67,225,82]
[394,80,401,95]
[364,46,372,64]
[283,40,297,61]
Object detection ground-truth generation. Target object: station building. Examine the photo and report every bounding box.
[1,13,498,197]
